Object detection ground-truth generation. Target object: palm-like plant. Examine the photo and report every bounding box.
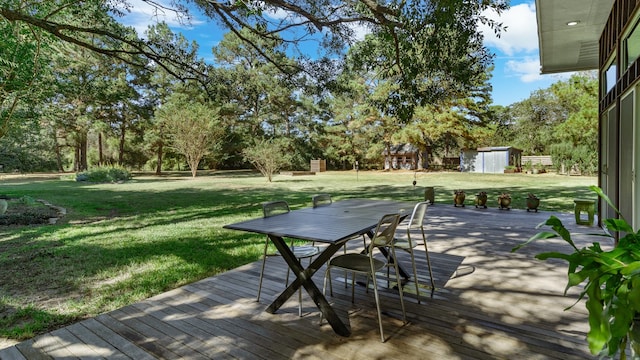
[513,185,640,359]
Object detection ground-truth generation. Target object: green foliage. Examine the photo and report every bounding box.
[155,90,225,177]
[345,1,504,122]
[551,142,598,175]
[513,186,640,358]
[76,166,131,183]
[0,17,51,140]
[242,138,291,182]
[508,72,598,173]
[18,195,35,205]
[0,137,58,173]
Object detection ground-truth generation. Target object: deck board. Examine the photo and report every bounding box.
[0,205,600,359]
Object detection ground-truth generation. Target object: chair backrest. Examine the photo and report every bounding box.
[312,194,332,208]
[407,201,428,229]
[263,201,290,218]
[370,213,401,249]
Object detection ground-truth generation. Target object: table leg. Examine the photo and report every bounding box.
[265,235,350,337]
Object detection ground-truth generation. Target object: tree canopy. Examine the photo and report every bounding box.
[1,1,507,112]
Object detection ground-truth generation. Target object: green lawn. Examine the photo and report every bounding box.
[0,170,596,340]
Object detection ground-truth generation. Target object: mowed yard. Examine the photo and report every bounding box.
[0,170,597,346]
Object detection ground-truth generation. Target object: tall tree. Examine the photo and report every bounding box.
[509,88,562,155]
[0,13,52,140]
[155,91,225,177]
[2,1,507,101]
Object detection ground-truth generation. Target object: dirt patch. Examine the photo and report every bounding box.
[0,198,64,226]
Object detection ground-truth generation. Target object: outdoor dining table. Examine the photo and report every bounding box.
[223,198,413,337]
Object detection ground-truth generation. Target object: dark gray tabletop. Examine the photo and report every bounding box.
[224,199,413,243]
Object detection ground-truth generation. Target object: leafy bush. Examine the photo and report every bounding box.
[76,166,131,183]
[18,195,35,205]
[242,139,291,182]
[513,186,640,358]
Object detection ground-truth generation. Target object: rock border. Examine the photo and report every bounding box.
[35,199,67,224]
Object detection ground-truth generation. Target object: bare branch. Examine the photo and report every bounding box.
[0,7,207,83]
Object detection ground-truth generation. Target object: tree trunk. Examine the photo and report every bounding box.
[74,144,80,172]
[118,123,126,165]
[53,132,64,172]
[98,132,103,166]
[385,143,392,170]
[417,150,424,170]
[81,133,88,171]
[155,141,163,175]
[188,154,200,177]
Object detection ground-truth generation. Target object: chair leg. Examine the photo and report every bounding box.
[328,265,334,297]
[351,272,356,303]
[390,247,407,324]
[365,273,370,294]
[257,238,269,302]
[371,268,385,342]
[344,243,348,288]
[321,268,329,325]
[298,279,302,317]
[407,231,422,304]
[421,226,436,297]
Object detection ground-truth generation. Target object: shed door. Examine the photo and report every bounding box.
[485,151,505,173]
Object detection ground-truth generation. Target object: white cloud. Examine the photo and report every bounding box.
[505,57,574,83]
[349,23,371,42]
[480,3,538,56]
[505,57,542,82]
[116,0,204,36]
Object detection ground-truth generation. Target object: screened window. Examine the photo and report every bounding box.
[603,60,617,95]
[625,20,640,68]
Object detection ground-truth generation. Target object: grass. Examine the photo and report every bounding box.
[0,169,597,340]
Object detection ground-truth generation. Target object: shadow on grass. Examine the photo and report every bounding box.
[0,171,598,343]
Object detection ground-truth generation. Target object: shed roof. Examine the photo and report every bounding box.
[476,146,522,153]
[383,144,418,155]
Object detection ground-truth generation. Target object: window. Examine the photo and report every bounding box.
[602,59,617,95]
[625,19,640,68]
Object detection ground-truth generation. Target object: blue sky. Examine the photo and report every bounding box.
[119,0,574,107]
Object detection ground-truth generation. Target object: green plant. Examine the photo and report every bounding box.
[513,185,640,359]
[524,160,533,171]
[76,166,131,183]
[18,195,36,205]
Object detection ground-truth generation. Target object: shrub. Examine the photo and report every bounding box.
[76,166,131,183]
[18,195,36,205]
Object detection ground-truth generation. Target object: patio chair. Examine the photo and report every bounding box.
[257,200,320,316]
[312,194,368,287]
[393,201,436,303]
[311,193,332,208]
[322,213,407,342]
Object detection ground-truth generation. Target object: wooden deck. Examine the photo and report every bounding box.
[0,205,603,359]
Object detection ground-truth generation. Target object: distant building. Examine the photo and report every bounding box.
[460,147,522,173]
[383,144,426,170]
